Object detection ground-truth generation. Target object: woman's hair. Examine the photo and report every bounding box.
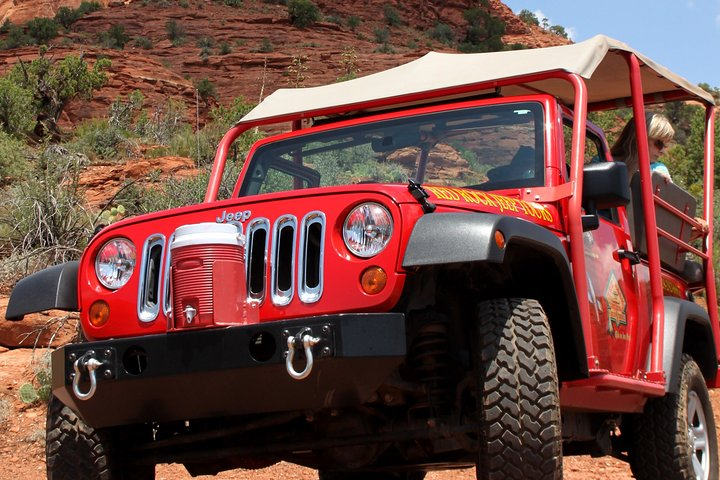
[610,112,675,175]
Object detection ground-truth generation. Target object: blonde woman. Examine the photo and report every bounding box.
[612,112,708,237]
[610,112,675,180]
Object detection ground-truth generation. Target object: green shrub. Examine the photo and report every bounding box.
[373,27,390,44]
[218,41,232,55]
[132,36,153,49]
[98,24,129,49]
[25,17,59,44]
[71,119,125,160]
[0,145,92,271]
[136,98,187,144]
[109,90,144,130]
[225,0,243,6]
[165,19,186,46]
[197,36,214,49]
[0,77,35,137]
[19,356,52,404]
[210,96,255,127]
[346,15,360,31]
[0,24,31,49]
[383,4,402,27]
[459,7,505,53]
[0,131,30,184]
[257,37,274,53]
[195,78,216,104]
[287,0,320,29]
[429,22,454,45]
[54,2,102,29]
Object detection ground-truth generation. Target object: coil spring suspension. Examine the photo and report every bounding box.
[409,312,452,415]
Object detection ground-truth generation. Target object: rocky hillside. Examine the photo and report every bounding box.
[0,0,569,127]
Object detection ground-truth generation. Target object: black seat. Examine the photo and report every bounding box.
[486,146,535,182]
[627,171,703,283]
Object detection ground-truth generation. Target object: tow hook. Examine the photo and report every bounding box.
[72,351,104,400]
[285,329,321,380]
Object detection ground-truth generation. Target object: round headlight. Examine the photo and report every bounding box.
[95,238,136,289]
[343,203,393,258]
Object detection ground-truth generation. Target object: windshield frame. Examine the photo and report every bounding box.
[235,95,554,198]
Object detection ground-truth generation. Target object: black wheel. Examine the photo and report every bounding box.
[46,396,154,480]
[473,298,562,480]
[318,471,425,480]
[628,354,719,480]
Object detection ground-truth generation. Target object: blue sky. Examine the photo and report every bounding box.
[502,1,720,88]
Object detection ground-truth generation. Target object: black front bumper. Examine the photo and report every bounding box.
[53,313,406,428]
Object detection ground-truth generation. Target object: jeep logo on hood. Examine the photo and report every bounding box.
[216,209,252,223]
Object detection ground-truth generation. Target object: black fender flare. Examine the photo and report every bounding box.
[663,296,718,393]
[5,261,79,320]
[402,212,568,267]
[401,212,587,378]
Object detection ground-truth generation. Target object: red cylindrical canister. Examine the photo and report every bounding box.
[170,223,255,329]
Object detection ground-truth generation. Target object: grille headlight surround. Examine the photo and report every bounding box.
[95,238,136,290]
[343,203,393,258]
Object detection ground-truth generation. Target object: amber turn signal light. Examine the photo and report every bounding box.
[361,266,387,295]
[494,230,506,249]
[89,300,110,327]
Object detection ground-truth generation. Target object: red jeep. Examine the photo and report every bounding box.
[6,35,719,480]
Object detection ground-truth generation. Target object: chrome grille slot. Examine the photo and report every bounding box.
[271,215,297,306]
[138,234,165,322]
[299,212,325,303]
[246,218,270,304]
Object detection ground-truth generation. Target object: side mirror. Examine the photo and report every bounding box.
[580,162,630,232]
[582,161,630,210]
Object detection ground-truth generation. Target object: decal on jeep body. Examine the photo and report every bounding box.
[424,186,554,222]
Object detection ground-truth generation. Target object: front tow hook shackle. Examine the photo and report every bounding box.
[72,353,104,400]
[286,331,321,380]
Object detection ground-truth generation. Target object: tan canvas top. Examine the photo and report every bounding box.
[239,35,713,125]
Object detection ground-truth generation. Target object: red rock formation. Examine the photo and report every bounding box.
[0,0,569,127]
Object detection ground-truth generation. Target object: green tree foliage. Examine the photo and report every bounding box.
[6,50,110,139]
[549,25,568,39]
[459,7,505,53]
[195,78,217,106]
[287,0,321,29]
[55,1,102,29]
[0,78,35,137]
[518,9,540,27]
[25,18,60,44]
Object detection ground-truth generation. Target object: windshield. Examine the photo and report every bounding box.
[239,102,545,196]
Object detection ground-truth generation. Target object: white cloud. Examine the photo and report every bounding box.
[716,13,720,28]
[566,27,577,40]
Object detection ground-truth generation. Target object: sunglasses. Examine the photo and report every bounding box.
[653,139,667,151]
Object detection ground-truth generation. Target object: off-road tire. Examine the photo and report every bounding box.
[46,396,154,480]
[318,471,425,480]
[473,298,562,480]
[628,354,719,480]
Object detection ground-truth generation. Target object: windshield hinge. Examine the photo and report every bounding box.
[407,179,436,214]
